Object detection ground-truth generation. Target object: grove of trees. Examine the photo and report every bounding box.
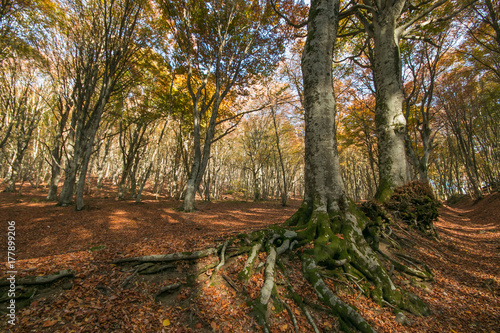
[2,0,500,331]
[2,0,497,210]
[1,0,498,208]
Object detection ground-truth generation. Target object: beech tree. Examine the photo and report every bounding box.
[288,0,429,321]
[463,0,500,82]
[55,0,146,210]
[436,67,495,198]
[403,33,451,183]
[159,0,288,211]
[0,58,46,192]
[338,0,467,201]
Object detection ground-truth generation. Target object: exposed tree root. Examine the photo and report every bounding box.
[154,282,182,298]
[0,270,75,312]
[112,247,219,264]
[302,255,376,333]
[111,201,433,332]
[0,269,74,287]
[280,296,300,333]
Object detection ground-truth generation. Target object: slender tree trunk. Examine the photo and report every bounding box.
[182,98,203,212]
[47,103,70,200]
[271,106,288,206]
[183,98,223,211]
[58,115,78,206]
[46,140,62,201]
[136,162,152,203]
[96,136,112,189]
[5,152,19,192]
[75,126,99,210]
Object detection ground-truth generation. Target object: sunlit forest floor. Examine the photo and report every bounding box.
[1,183,499,332]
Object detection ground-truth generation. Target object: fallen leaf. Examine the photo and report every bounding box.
[162,319,171,327]
[42,320,58,327]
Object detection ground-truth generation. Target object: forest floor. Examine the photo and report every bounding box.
[0,183,499,332]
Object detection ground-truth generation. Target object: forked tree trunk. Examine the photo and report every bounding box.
[182,99,222,211]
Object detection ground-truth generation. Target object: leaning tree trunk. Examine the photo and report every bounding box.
[5,152,20,192]
[75,134,95,211]
[47,102,70,201]
[182,98,221,212]
[58,115,79,206]
[47,139,63,201]
[373,13,408,202]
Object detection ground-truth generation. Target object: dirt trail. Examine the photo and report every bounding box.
[402,193,500,332]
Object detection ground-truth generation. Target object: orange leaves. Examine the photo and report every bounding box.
[278,323,289,332]
[42,319,58,327]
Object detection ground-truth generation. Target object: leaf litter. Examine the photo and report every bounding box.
[0,186,498,332]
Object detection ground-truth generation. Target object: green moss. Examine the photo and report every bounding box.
[284,202,311,227]
[186,274,196,287]
[400,290,431,316]
[89,245,106,252]
[286,195,431,325]
[375,178,394,203]
[370,287,383,305]
[251,299,270,331]
[385,181,440,236]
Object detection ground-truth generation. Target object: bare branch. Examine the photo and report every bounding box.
[401,35,439,47]
[269,0,308,29]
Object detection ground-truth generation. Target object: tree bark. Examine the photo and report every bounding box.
[47,100,70,201]
[301,0,344,210]
[372,5,408,202]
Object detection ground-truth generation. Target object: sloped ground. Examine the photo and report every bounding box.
[0,184,499,332]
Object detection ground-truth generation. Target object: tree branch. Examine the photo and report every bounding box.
[269,0,308,29]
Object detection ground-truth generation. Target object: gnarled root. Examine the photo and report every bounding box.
[111,201,430,332]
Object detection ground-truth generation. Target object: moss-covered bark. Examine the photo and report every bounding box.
[285,198,430,320]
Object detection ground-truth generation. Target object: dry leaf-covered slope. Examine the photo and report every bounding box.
[0,186,499,332]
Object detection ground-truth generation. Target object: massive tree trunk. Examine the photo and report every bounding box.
[286,0,429,325]
[299,0,344,211]
[372,7,408,202]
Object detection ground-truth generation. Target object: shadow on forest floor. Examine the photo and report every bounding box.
[0,183,499,332]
